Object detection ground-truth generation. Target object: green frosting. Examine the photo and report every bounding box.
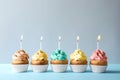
[51,49,67,60]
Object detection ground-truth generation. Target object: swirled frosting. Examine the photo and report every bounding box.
[32,50,48,61]
[51,49,67,60]
[70,49,87,61]
[90,49,107,61]
[12,50,29,63]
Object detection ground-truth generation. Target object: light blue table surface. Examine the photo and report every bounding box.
[0,64,120,80]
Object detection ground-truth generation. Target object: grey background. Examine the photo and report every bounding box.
[0,0,120,64]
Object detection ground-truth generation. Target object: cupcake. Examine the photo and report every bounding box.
[31,50,48,72]
[11,50,29,73]
[90,49,107,73]
[50,49,68,72]
[70,49,87,72]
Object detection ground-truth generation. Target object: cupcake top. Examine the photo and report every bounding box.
[12,50,29,64]
[32,50,48,61]
[70,49,87,61]
[51,49,67,60]
[90,49,107,61]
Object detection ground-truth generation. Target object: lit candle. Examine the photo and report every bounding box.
[97,35,101,49]
[20,34,23,50]
[40,36,43,50]
[76,36,80,49]
[58,36,61,50]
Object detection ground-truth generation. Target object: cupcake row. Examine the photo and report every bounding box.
[11,49,107,73]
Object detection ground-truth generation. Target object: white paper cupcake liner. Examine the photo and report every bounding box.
[70,65,87,72]
[12,64,28,73]
[31,65,48,72]
[90,65,107,73]
[51,64,68,72]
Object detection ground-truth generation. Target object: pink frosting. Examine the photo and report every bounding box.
[90,49,107,61]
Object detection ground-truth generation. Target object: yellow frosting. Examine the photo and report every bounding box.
[32,50,48,61]
[70,49,87,61]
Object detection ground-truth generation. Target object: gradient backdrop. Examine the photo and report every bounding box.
[0,0,120,63]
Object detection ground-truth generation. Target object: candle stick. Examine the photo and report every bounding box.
[97,35,101,49]
[20,34,23,50]
[58,36,61,50]
[40,36,43,50]
[76,36,80,49]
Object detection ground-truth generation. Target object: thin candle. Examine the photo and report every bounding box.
[20,35,23,50]
[58,36,61,50]
[97,35,101,49]
[40,36,43,50]
[76,36,80,49]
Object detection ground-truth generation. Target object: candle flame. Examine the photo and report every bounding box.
[58,36,61,41]
[97,35,101,41]
[77,36,80,41]
[20,35,23,41]
[40,36,43,41]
